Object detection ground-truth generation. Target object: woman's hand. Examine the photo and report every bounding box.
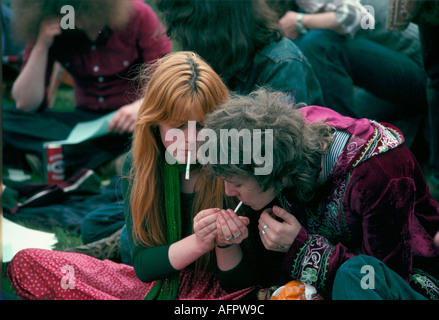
[216,209,250,247]
[193,208,221,252]
[279,11,300,40]
[258,206,301,252]
[36,18,62,49]
[108,99,142,133]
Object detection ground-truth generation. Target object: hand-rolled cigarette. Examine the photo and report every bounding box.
[234,201,243,213]
[185,151,191,180]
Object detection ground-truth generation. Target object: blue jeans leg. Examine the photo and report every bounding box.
[295,30,427,124]
[81,203,125,244]
[120,225,132,266]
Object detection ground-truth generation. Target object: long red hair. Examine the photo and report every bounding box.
[129,52,235,271]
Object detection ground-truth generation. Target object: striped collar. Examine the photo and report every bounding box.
[323,131,350,180]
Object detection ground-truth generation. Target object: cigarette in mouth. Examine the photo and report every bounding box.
[234,201,243,213]
[185,151,191,180]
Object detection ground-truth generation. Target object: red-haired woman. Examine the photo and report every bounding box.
[7,52,253,300]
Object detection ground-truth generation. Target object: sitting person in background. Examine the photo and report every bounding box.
[155,0,323,105]
[3,0,171,179]
[203,88,439,299]
[387,0,439,202]
[269,0,428,149]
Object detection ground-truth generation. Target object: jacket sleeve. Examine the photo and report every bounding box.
[257,38,324,106]
[282,154,417,297]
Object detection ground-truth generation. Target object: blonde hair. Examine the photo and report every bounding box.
[129,52,234,272]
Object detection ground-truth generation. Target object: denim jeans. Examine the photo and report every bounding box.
[332,255,427,300]
[81,203,132,266]
[295,30,428,147]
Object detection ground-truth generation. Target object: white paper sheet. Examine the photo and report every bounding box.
[46,110,117,146]
[2,217,58,262]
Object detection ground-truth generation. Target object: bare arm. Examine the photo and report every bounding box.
[280,0,374,39]
[279,11,344,39]
[12,18,61,111]
[168,208,220,270]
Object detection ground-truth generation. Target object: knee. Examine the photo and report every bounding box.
[333,256,380,287]
[7,249,40,282]
[9,248,38,266]
[80,204,125,244]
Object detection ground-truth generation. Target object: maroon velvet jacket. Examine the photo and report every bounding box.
[281,106,439,299]
[220,106,439,299]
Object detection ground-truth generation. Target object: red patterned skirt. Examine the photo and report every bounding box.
[7,248,254,300]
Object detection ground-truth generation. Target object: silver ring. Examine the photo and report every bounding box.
[233,232,241,238]
[263,225,268,230]
[225,236,233,241]
[261,230,266,235]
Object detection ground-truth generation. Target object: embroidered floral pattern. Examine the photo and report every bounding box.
[352,121,403,168]
[291,235,333,292]
[304,172,352,244]
[301,268,318,284]
[411,270,439,300]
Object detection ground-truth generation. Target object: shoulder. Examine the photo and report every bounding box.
[129,0,162,27]
[345,145,417,208]
[256,38,307,64]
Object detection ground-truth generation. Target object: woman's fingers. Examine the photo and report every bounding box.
[258,206,301,252]
[193,208,220,237]
[193,208,220,224]
[217,209,248,244]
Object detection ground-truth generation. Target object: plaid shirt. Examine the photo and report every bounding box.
[296,0,374,36]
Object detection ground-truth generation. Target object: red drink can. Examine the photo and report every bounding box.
[44,143,65,184]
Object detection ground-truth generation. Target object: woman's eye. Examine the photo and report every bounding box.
[234,184,241,188]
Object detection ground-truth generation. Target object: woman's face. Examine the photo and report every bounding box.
[159,114,204,164]
[223,175,276,211]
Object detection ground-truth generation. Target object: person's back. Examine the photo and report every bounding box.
[156,0,323,106]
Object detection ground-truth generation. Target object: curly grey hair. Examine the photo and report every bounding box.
[204,88,334,202]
